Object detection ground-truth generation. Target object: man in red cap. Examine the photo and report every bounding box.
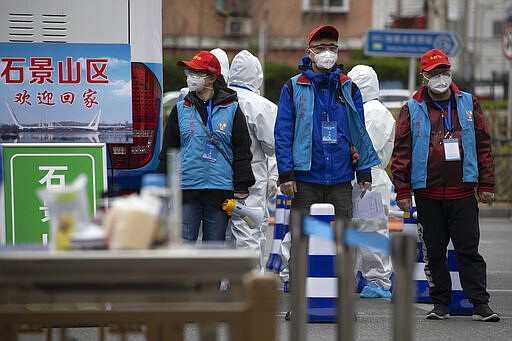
[392,48,499,321]
[157,50,255,243]
[274,25,378,219]
[274,26,379,294]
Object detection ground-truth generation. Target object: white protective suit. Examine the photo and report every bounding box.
[228,50,278,271]
[347,65,395,291]
[210,48,230,83]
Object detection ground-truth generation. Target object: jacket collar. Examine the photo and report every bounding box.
[297,56,346,85]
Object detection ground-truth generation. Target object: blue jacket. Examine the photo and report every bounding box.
[177,100,236,190]
[407,91,478,190]
[275,57,379,185]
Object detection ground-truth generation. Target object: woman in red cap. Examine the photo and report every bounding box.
[157,50,255,243]
[392,48,499,322]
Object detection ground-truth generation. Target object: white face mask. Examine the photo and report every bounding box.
[312,50,337,70]
[427,74,452,94]
[187,75,206,92]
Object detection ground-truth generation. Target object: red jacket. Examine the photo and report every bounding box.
[391,83,495,202]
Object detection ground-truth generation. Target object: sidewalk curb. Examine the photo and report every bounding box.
[479,206,511,218]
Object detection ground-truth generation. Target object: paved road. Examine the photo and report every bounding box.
[19,216,511,341]
[273,216,512,341]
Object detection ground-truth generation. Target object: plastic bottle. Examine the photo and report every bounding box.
[140,173,169,246]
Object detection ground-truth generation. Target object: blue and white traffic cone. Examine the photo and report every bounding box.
[306,203,337,323]
[266,192,289,273]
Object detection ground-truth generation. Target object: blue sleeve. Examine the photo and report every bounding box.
[352,87,366,127]
[352,87,371,174]
[274,83,296,179]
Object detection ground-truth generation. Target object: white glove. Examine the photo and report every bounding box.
[267,180,277,199]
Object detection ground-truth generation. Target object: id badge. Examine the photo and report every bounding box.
[202,141,218,163]
[443,138,461,161]
[322,121,338,144]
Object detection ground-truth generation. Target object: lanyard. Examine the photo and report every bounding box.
[311,82,335,122]
[432,99,452,132]
[193,99,233,167]
[206,98,214,135]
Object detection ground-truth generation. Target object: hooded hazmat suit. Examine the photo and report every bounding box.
[228,50,278,271]
[210,48,230,83]
[347,65,395,293]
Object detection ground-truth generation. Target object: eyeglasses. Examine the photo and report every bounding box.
[309,43,339,53]
[422,68,451,79]
[184,69,209,77]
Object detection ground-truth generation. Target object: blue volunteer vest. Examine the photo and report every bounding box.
[407,91,478,190]
[177,100,236,190]
[289,74,379,171]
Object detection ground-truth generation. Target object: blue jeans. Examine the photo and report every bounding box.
[182,200,229,242]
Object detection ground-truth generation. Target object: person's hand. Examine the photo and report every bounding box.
[267,180,278,199]
[397,198,412,212]
[478,191,495,203]
[280,181,297,198]
[358,181,371,198]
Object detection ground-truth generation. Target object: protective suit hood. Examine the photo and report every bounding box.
[228,50,263,94]
[347,65,380,103]
[210,48,230,82]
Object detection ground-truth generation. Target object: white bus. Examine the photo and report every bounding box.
[0,0,163,193]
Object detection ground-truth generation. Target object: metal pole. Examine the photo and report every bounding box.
[290,209,308,341]
[335,218,354,341]
[258,0,268,96]
[167,149,182,246]
[461,0,471,81]
[508,60,512,139]
[391,234,417,341]
[408,57,416,96]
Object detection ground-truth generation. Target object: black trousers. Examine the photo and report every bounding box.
[291,181,353,219]
[416,195,490,305]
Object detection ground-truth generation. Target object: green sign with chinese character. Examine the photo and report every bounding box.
[2,143,107,245]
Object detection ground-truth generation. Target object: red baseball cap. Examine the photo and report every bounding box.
[308,25,339,46]
[420,49,451,72]
[177,50,221,77]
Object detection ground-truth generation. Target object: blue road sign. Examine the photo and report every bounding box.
[365,29,462,57]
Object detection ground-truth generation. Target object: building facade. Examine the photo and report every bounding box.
[162,0,373,66]
[163,0,512,98]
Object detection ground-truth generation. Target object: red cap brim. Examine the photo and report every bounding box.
[422,62,451,72]
[308,25,339,45]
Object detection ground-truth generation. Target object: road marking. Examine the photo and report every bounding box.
[488,289,512,293]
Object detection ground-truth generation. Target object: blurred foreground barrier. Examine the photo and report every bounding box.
[0,248,277,341]
[290,210,416,341]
